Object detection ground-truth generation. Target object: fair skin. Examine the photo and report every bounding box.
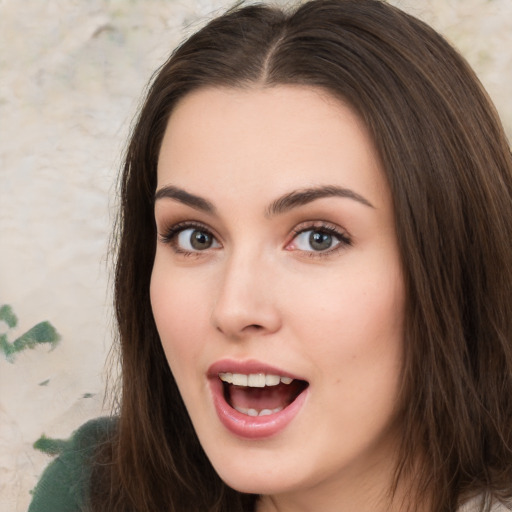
[150,85,406,512]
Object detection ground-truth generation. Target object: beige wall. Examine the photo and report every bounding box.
[0,1,510,510]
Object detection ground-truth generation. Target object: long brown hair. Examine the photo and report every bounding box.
[92,1,512,510]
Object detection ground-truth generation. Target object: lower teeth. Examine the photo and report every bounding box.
[234,406,283,416]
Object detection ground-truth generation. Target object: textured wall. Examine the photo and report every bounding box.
[0,1,510,510]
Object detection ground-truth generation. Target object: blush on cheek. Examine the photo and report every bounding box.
[150,276,207,365]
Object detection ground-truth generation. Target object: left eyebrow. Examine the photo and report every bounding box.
[266,185,374,217]
[154,185,216,214]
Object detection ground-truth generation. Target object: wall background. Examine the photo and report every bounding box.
[0,1,510,510]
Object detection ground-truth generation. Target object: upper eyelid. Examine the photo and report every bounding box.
[159,220,214,234]
[158,219,351,247]
[159,221,220,243]
[290,221,351,238]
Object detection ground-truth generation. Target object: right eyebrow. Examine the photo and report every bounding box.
[154,185,216,214]
[265,185,374,217]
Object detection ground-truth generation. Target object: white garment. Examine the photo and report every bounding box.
[459,495,512,511]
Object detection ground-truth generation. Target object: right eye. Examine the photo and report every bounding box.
[160,224,221,254]
[177,228,220,251]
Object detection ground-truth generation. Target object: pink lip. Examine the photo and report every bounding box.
[207,359,309,440]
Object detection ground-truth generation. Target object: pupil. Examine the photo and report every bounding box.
[309,231,331,251]
[191,230,212,250]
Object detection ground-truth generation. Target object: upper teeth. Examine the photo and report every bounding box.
[219,373,294,387]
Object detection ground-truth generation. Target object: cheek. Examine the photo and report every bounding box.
[293,272,404,448]
[291,266,403,339]
[287,262,404,387]
[149,258,210,370]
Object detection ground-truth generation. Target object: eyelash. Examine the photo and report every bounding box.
[158,221,217,256]
[289,222,352,258]
[158,221,352,258]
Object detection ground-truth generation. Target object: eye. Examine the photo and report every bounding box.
[177,228,219,251]
[287,224,351,254]
[294,229,339,251]
[159,223,221,253]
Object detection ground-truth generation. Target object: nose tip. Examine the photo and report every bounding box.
[211,260,282,340]
[212,298,281,340]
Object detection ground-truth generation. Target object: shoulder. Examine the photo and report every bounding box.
[28,417,116,512]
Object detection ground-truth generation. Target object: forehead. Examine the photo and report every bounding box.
[157,85,389,211]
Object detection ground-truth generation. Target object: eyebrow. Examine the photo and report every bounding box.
[154,185,216,214]
[265,185,374,216]
[154,184,374,215]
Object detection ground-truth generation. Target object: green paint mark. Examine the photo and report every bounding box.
[82,393,94,399]
[0,305,60,362]
[33,435,70,456]
[0,305,18,329]
[39,379,50,386]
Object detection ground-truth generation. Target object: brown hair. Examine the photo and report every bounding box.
[92,1,512,510]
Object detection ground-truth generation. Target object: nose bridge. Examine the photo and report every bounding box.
[212,245,281,338]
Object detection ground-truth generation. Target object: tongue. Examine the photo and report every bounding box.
[228,382,302,411]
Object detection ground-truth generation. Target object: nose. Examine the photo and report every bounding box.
[211,251,282,340]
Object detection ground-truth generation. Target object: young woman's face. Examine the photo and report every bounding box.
[151,86,405,508]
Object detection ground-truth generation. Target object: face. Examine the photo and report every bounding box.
[151,86,405,509]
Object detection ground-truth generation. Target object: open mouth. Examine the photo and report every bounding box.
[219,372,309,417]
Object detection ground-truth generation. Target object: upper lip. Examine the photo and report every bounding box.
[207,359,306,382]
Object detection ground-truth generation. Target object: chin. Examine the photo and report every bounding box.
[215,467,298,496]
[203,442,313,496]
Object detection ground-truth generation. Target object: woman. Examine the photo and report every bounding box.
[29,0,512,511]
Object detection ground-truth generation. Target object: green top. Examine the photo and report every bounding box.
[28,417,114,512]
[27,417,510,512]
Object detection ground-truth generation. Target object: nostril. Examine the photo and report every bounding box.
[215,323,264,336]
[245,324,264,331]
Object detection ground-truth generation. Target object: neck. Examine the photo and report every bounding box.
[255,449,429,512]
[256,480,427,512]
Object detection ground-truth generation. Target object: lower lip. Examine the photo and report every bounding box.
[209,378,308,439]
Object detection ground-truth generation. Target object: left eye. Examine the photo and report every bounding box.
[176,228,220,251]
[292,229,343,252]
